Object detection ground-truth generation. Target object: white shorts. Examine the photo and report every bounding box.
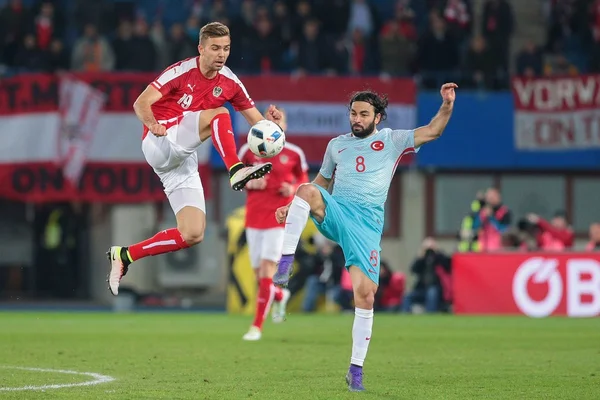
[245,227,285,269]
[141,111,206,215]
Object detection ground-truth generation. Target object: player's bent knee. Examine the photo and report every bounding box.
[201,107,229,121]
[296,183,320,202]
[180,229,204,246]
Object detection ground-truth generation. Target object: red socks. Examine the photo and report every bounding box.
[273,285,283,302]
[252,278,276,329]
[128,228,190,261]
[210,113,242,171]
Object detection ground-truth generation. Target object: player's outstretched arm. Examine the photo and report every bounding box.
[133,85,165,136]
[414,83,457,148]
[240,105,283,127]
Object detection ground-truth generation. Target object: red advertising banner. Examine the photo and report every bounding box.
[453,253,600,317]
[0,162,212,203]
[512,75,600,150]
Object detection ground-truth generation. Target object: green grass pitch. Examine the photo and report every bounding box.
[0,312,598,399]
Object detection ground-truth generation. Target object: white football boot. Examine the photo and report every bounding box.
[230,163,272,191]
[271,288,291,323]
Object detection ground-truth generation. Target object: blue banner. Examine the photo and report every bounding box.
[416,92,600,169]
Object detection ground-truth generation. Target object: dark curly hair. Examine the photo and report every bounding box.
[348,90,389,122]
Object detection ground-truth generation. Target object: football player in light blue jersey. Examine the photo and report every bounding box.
[273,83,457,392]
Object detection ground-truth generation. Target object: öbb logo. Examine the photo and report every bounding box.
[512,257,600,318]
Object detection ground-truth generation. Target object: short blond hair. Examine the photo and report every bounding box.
[199,22,230,43]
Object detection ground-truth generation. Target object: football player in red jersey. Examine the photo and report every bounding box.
[107,22,283,296]
[238,108,309,340]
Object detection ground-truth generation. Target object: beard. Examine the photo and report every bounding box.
[351,120,376,138]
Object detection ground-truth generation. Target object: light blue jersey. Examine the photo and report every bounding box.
[310,128,418,284]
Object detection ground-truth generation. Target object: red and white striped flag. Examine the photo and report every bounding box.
[57,76,106,185]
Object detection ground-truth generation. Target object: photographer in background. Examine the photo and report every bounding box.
[402,238,452,314]
[586,223,600,251]
[457,190,485,252]
[472,188,511,252]
[374,260,405,313]
[526,211,574,251]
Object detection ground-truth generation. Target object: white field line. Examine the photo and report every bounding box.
[0,366,115,391]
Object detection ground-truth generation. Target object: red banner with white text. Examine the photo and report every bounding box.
[453,253,600,317]
[512,75,600,150]
[0,73,416,202]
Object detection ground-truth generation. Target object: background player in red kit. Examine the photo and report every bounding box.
[238,108,309,341]
[107,22,283,296]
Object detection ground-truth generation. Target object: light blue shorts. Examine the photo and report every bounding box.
[310,184,383,284]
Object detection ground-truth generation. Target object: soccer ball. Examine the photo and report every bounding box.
[247,120,286,158]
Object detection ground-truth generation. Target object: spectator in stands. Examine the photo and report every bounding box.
[374,260,405,312]
[0,0,31,67]
[379,19,415,77]
[73,0,116,36]
[294,19,332,75]
[301,234,345,312]
[463,35,496,89]
[544,51,579,76]
[315,0,350,42]
[481,0,514,72]
[417,12,460,89]
[149,21,169,71]
[457,191,485,252]
[32,1,62,52]
[13,33,47,71]
[586,223,600,251]
[292,0,313,43]
[515,40,544,77]
[472,187,511,252]
[527,211,574,251]
[402,237,452,313]
[127,18,157,72]
[249,13,284,73]
[46,38,69,73]
[347,0,376,39]
[112,20,134,71]
[272,1,294,49]
[166,23,196,66]
[439,0,473,44]
[71,23,115,72]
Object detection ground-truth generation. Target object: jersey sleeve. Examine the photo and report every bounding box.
[318,139,336,179]
[292,147,309,185]
[150,65,184,96]
[389,129,419,157]
[221,67,255,111]
[230,80,254,111]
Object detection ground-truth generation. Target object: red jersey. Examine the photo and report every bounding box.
[142,57,254,139]
[239,142,309,229]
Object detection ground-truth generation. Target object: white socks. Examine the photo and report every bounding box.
[350,307,374,367]
[281,196,311,255]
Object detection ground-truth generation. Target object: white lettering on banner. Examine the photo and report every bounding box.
[513,258,563,318]
[514,110,600,150]
[512,257,600,317]
[514,77,600,111]
[513,76,600,150]
[567,259,600,317]
[234,102,416,135]
[0,114,212,165]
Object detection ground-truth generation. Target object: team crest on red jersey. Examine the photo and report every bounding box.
[279,155,289,164]
[213,86,222,97]
[371,141,384,151]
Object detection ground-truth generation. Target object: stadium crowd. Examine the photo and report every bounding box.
[2,0,599,88]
